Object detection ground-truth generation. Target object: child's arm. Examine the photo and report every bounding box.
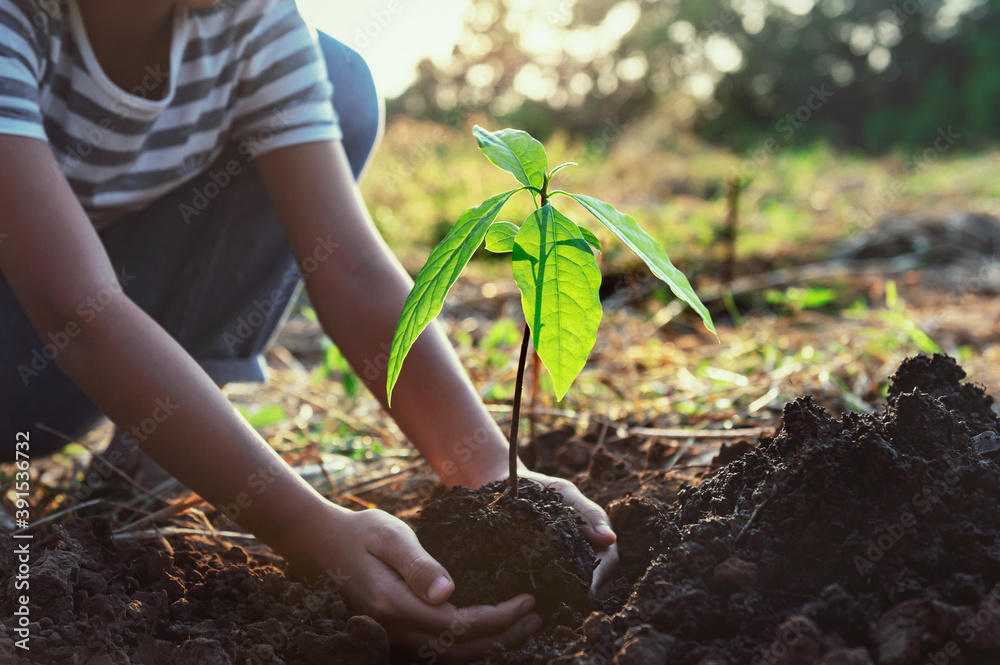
[0,134,539,658]
[255,140,619,591]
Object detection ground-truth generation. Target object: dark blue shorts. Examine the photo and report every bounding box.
[0,34,383,460]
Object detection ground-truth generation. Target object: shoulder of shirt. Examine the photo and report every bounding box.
[0,0,65,36]
[0,0,67,71]
[186,0,300,26]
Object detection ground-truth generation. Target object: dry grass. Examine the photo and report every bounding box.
[2,112,999,547]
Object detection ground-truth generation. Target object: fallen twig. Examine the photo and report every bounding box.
[115,493,206,534]
[735,496,770,545]
[327,461,426,499]
[628,426,768,439]
[36,423,173,507]
[12,499,106,534]
[112,527,257,543]
[649,255,925,328]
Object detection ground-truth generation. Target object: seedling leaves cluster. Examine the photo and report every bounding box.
[511,205,603,399]
[386,126,715,409]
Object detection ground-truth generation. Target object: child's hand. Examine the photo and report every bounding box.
[511,470,620,599]
[455,462,620,600]
[279,501,542,660]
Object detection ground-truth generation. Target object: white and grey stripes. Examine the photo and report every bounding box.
[0,0,339,225]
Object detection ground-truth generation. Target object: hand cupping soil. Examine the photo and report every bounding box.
[415,478,598,623]
[0,519,388,665]
[3,354,1000,665]
[479,354,1000,664]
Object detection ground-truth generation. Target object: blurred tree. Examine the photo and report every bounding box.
[693,0,1000,152]
[387,0,667,141]
[389,0,1000,151]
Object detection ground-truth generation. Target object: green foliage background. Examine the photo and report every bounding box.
[388,0,1000,153]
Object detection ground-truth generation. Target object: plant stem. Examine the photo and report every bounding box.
[528,348,540,440]
[508,322,531,496]
[507,181,547,497]
[721,175,741,286]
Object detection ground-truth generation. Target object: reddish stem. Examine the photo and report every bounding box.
[508,322,531,496]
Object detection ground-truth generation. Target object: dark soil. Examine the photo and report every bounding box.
[415,478,598,622]
[3,354,999,665]
[480,354,1000,664]
[0,519,390,665]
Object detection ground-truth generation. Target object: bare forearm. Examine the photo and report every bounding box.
[256,140,511,488]
[0,135,338,565]
[309,255,509,487]
[54,295,334,547]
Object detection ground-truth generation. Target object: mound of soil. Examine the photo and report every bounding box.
[416,478,597,622]
[481,354,1000,664]
[0,519,389,665]
[4,354,999,665]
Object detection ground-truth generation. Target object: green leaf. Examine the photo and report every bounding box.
[386,189,519,404]
[324,344,361,396]
[578,226,602,253]
[512,205,603,401]
[473,125,547,190]
[548,161,577,179]
[558,192,716,337]
[485,221,519,253]
[238,404,287,430]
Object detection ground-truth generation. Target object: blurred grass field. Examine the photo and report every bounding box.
[8,105,1000,525]
[361,101,1000,280]
[220,105,1000,489]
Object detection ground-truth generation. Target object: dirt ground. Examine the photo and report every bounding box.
[2,213,1000,664]
[3,353,1000,664]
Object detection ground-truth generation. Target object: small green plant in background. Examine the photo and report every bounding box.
[878,280,943,355]
[386,126,716,495]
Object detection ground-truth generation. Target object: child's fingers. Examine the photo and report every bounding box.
[366,517,454,605]
[591,542,620,596]
[393,609,542,661]
[438,612,543,662]
[449,593,536,641]
[376,585,535,646]
[544,477,618,547]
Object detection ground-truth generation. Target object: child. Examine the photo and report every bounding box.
[0,0,617,656]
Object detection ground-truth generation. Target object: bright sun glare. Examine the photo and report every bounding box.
[296,0,473,98]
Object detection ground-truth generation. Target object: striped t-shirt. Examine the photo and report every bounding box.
[0,0,340,226]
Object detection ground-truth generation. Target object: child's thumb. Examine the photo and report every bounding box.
[376,524,454,604]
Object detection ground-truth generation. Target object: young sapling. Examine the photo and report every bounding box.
[386,125,716,497]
